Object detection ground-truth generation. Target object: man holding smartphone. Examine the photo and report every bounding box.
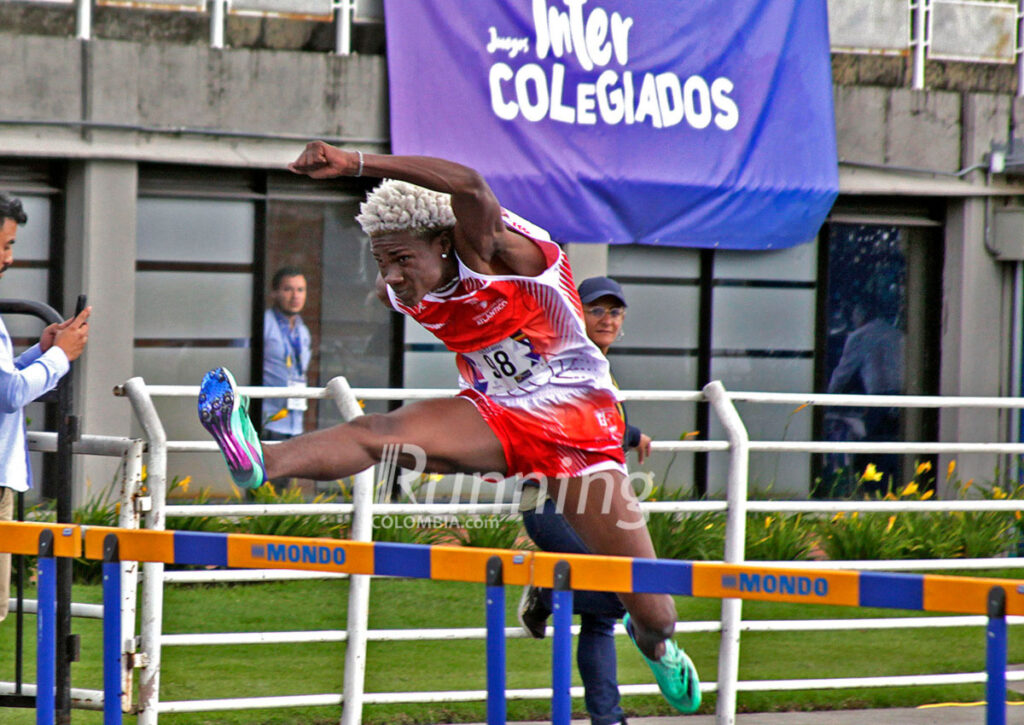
[0,191,90,622]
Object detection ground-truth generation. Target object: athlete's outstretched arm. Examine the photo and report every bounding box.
[288,141,545,276]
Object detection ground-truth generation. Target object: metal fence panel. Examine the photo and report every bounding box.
[930,0,1018,63]
[828,0,911,54]
[94,0,206,10]
[230,0,333,18]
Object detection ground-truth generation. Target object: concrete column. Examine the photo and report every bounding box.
[938,197,1013,496]
[63,160,138,505]
[564,243,608,282]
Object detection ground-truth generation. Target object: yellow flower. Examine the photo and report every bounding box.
[920,489,934,500]
[792,403,810,414]
[885,515,896,533]
[683,430,700,439]
[902,481,919,497]
[993,486,1007,500]
[267,408,288,423]
[947,460,957,480]
[915,461,932,476]
[178,475,192,494]
[358,399,366,409]
[831,512,845,523]
[884,491,898,501]
[704,523,715,530]
[141,464,148,481]
[764,516,774,529]
[1015,511,1022,521]
[861,463,883,482]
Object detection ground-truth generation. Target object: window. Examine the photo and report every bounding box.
[263,193,395,432]
[136,167,259,495]
[134,167,398,496]
[607,242,818,496]
[816,219,942,497]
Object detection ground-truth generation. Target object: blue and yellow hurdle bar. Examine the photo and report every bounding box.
[2,520,1021,725]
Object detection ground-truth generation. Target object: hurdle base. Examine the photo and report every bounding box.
[0,694,35,709]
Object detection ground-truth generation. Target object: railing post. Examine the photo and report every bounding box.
[326,377,375,725]
[102,535,123,725]
[75,0,91,40]
[334,0,353,56]
[986,586,1008,725]
[551,560,573,725]
[210,0,228,49]
[485,556,506,725]
[36,529,56,725]
[704,381,750,725]
[912,0,929,90]
[117,440,144,713]
[123,378,167,725]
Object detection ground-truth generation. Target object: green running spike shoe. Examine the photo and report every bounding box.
[623,613,701,714]
[197,367,266,490]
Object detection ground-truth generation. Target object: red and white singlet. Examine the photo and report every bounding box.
[385,210,626,478]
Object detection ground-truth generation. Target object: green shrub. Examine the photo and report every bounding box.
[644,486,726,561]
[166,476,226,533]
[745,513,815,560]
[440,514,530,549]
[227,482,346,539]
[371,514,429,544]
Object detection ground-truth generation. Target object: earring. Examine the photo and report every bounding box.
[441,252,449,259]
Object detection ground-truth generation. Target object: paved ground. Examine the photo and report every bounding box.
[466,705,1018,724]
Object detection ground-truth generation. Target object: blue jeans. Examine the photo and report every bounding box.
[522,494,627,725]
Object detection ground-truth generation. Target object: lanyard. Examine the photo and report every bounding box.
[274,311,305,376]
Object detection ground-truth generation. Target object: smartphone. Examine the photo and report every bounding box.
[75,294,87,316]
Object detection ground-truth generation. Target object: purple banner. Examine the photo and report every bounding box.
[383,0,838,249]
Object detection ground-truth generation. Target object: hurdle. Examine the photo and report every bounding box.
[3,519,1021,725]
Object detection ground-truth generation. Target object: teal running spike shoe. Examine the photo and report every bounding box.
[623,613,701,714]
[197,367,266,490]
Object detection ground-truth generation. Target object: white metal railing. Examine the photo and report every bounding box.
[112,377,1024,725]
[5,0,1024,92]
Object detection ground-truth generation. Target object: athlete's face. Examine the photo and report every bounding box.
[372,231,453,307]
[583,295,626,355]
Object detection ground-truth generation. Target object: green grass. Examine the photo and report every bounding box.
[1,572,1023,724]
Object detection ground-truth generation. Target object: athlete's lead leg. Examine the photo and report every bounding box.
[199,367,507,487]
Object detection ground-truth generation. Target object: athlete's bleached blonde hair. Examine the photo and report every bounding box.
[356,179,456,238]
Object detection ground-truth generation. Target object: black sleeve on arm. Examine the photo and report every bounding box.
[623,423,643,450]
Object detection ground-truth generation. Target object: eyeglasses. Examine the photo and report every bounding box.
[584,306,625,320]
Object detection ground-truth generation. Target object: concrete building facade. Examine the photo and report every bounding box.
[2,9,1024,500]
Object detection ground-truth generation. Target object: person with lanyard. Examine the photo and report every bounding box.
[263,266,313,441]
[198,142,700,716]
[517,275,650,725]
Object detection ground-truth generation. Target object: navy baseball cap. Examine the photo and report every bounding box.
[577,276,627,307]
